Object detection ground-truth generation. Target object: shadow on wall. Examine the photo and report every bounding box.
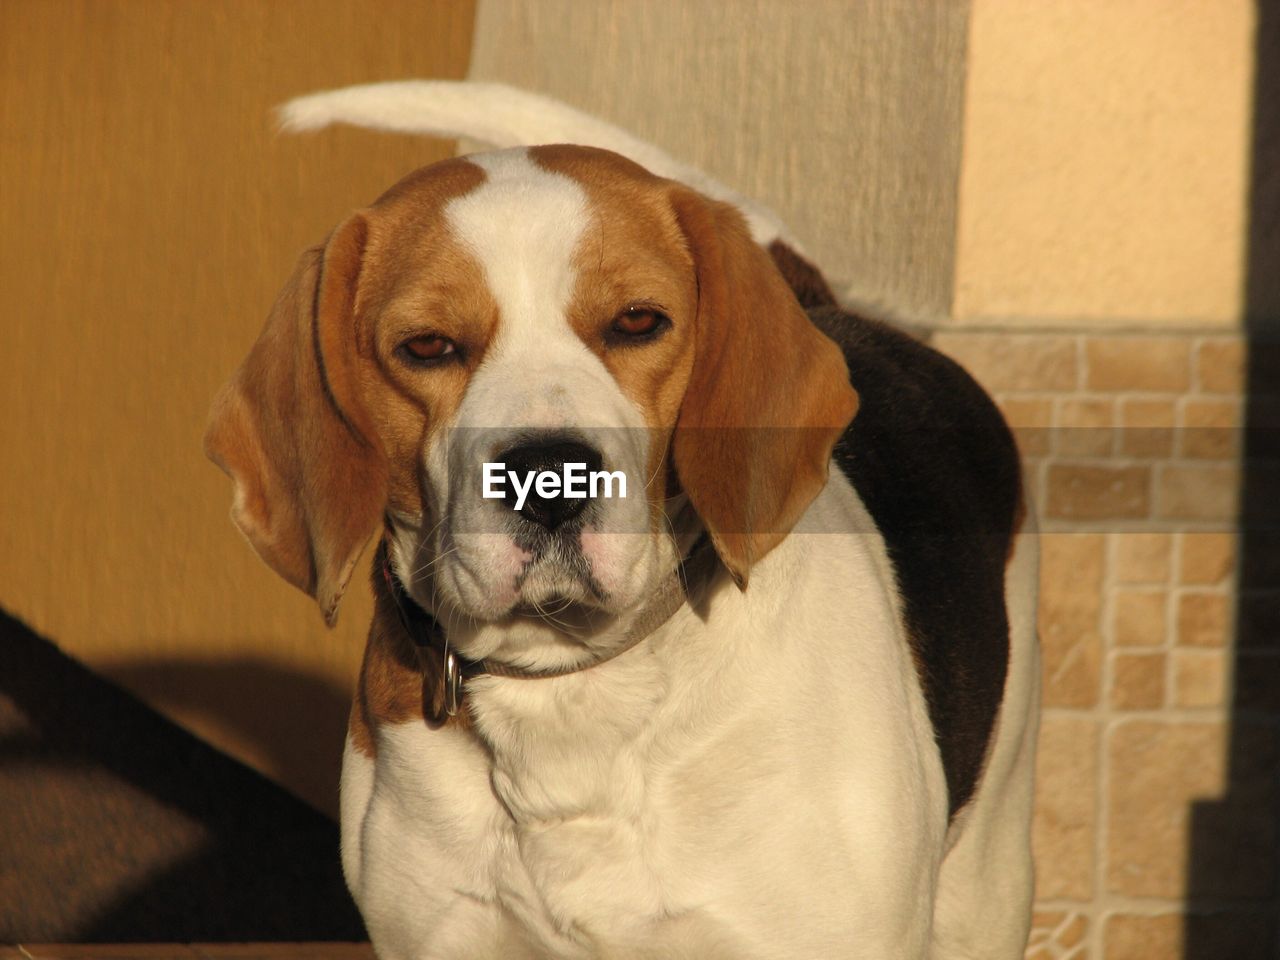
[1185,3,1280,956]
[0,607,365,942]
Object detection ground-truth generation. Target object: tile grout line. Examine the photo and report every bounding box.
[1166,533,1181,711]
[1092,530,1116,959]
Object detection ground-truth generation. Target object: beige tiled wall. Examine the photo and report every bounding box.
[933,330,1277,959]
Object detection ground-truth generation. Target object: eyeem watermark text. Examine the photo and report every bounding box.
[483,462,627,511]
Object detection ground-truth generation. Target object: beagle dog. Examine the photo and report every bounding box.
[206,85,1039,960]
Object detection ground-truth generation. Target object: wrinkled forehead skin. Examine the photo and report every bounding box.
[360,145,694,308]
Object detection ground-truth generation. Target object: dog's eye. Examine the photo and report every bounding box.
[397,335,458,366]
[608,307,670,343]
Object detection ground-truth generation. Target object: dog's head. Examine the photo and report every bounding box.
[205,146,857,669]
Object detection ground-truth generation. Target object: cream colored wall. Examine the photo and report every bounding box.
[467,0,971,323]
[954,0,1255,328]
[0,0,475,817]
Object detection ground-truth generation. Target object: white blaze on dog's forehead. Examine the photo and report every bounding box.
[440,147,639,438]
[445,149,589,347]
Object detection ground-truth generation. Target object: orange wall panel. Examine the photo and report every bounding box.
[0,0,476,816]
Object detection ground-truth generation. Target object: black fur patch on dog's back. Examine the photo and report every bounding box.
[808,306,1022,819]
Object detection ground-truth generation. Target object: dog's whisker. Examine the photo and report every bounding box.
[642,429,674,496]
[411,544,459,581]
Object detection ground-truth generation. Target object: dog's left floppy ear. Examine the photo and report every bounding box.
[204,214,388,626]
[670,188,859,589]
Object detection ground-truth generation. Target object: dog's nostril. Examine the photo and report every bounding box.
[498,439,605,530]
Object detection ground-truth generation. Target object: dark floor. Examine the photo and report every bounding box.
[0,609,366,943]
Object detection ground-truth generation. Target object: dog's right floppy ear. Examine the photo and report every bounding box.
[204,214,388,626]
[669,187,859,589]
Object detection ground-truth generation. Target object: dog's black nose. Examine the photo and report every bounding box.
[497,438,605,530]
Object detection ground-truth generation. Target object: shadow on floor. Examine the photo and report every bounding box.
[106,656,354,821]
[0,607,365,942]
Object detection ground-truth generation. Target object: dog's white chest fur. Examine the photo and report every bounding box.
[341,479,954,960]
[475,647,673,950]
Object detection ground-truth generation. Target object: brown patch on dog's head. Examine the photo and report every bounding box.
[534,146,701,529]
[528,146,859,587]
[204,158,493,625]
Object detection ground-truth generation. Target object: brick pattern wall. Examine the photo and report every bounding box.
[929,331,1277,959]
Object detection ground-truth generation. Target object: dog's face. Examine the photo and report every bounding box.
[205,145,857,669]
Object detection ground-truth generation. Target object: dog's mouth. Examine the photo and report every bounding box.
[500,548,613,632]
[424,504,655,634]
[514,557,606,606]
[515,534,606,593]
[508,594,610,637]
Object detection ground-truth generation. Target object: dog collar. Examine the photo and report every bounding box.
[378,532,716,721]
